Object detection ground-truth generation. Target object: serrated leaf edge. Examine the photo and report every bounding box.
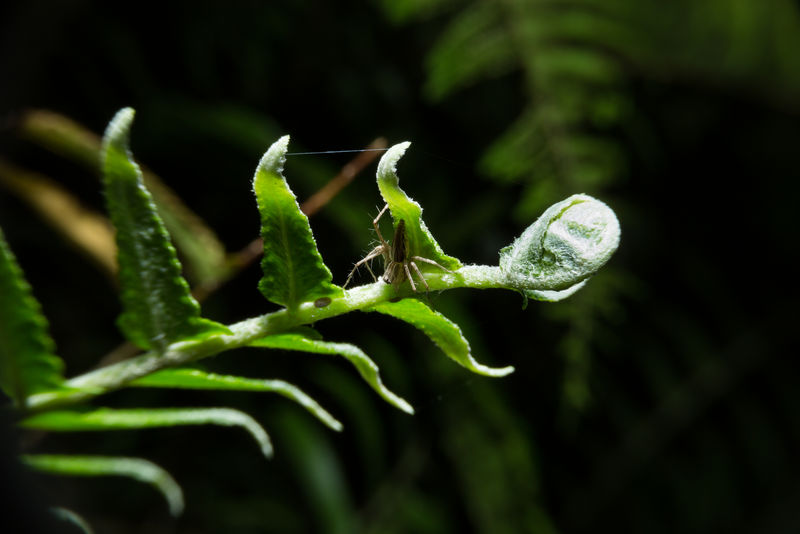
[370,299,514,377]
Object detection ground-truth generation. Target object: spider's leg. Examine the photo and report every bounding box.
[363,260,378,282]
[410,256,453,273]
[372,204,391,249]
[344,246,384,288]
[403,262,418,292]
[409,261,431,292]
[367,245,389,283]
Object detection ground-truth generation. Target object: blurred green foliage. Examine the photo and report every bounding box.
[1,0,799,533]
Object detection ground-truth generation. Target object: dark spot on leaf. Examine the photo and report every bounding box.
[314,297,332,308]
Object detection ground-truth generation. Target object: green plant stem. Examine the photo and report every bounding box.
[24,265,535,412]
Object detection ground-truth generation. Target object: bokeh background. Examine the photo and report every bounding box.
[2,1,799,533]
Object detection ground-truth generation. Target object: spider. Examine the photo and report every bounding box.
[344,204,452,292]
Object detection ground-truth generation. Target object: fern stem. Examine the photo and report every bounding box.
[23,266,523,412]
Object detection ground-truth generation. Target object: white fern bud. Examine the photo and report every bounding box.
[499,194,620,290]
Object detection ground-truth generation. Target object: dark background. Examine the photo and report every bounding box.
[1,1,799,533]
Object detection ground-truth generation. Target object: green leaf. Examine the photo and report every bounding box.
[419,1,634,219]
[21,406,273,459]
[254,135,343,309]
[18,110,229,286]
[250,333,414,414]
[131,368,342,431]
[24,454,184,517]
[376,142,461,271]
[101,107,228,350]
[375,0,455,23]
[499,194,621,290]
[424,1,515,100]
[480,106,551,185]
[370,299,514,377]
[50,507,95,534]
[142,175,229,287]
[0,227,64,406]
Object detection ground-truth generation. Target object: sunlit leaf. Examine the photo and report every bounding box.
[18,110,103,169]
[131,368,343,431]
[21,407,273,459]
[0,227,64,406]
[19,109,229,286]
[370,298,514,377]
[0,159,116,275]
[254,135,343,309]
[101,107,229,350]
[250,333,414,414]
[24,454,184,517]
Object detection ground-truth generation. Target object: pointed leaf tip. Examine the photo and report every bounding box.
[102,108,135,151]
[107,107,136,130]
[257,135,290,176]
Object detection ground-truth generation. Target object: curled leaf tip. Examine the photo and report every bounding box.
[377,141,411,183]
[258,135,290,175]
[469,361,515,377]
[525,279,588,303]
[500,194,620,290]
[373,141,461,270]
[252,334,414,414]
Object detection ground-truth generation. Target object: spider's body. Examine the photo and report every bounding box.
[344,205,451,292]
[383,219,407,285]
